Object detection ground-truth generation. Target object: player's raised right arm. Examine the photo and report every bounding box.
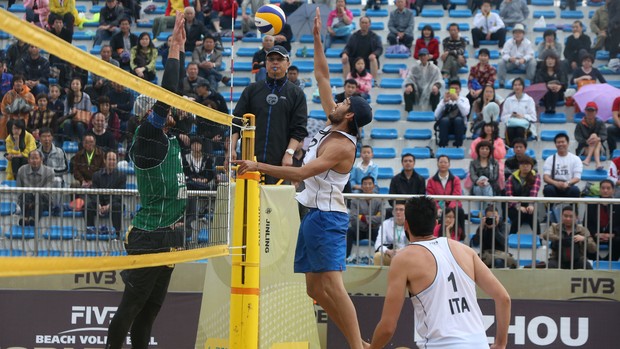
[313,8,336,118]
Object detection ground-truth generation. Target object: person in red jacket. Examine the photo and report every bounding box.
[212,0,238,31]
[426,155,465,229]
[414,24,440,65]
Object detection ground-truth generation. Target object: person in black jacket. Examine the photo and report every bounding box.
[388,153,426,195]
[585,179,620,260]
[48,17,73,66]
[533,53,567,114]
[86,150,126,232]
[341,16,383,80]
[110,18,138,71]
[15,45,50,96]
[183,6,210,53]
[563,21,592,74]
[229,45,308,184]
[608,0,620,59]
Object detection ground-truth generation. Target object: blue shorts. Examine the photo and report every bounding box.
[294,209,348,273]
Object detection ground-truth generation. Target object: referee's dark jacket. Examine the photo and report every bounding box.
[233,75,308,166]
[389,170,426,195]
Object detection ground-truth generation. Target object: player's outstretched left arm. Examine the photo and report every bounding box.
[313,8,336,120]
[368,254,408,349]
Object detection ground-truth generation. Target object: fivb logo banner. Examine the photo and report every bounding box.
[0,290,202,349]
[328,296,620,348]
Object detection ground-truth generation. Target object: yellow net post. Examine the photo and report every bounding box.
[229,114,260,349]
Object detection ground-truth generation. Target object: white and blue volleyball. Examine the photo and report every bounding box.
[254,4,286,35]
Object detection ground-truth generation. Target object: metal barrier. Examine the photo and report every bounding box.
[0,187,227,257]
[343,193,619,270]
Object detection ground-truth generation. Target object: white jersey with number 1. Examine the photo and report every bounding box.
[410,237,488,349]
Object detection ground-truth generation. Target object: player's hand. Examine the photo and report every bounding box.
[171,13,186,48]
[313,8,322,38]
[224,151,237,169]
[232,159,259,175]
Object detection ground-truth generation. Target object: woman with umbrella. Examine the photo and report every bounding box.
[534,53,568,115]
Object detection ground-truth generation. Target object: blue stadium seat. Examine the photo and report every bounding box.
[0,32,9,40]
[378,187,389,194]
[347,0,362,4]
[234,61,253,71]
[1,180,16,187]
[75,5,87,12]
[418,22,441,31]
[378,167,394,179]
[328,63,343,73]
[380,78,404,88]
[350,9,361,16]
[479,40,499,46]
[8,4,26,12]
[0,159,6,171]
[63,141,79,153]
[592,261,620,270]
[561,10,584,19]
[156,61,164,71]
[541,149,556,160]
[531,0,553,5]
[540,130,568,141]
[385,53,411,59]
[296,48,314,58]
[63,210,84,218]
[0,140,6,151]
[382,63,408,74]
[236,47,256,57]
[299,35,316,43]
[221,47,232,57]
[90,45,102,55]
[0,249,24,256]
[7,226,36,239]
[73,31,93,40]
[582,169,607,181]
[225,91,242,102]
[539,112,567,124]
[153,5,166,14]
[452,168,467,179]
[508,234,541,249]
[421,9,444,17]
[505,148,536,158]
[450,0,467,4]
[533,10,556,19]
[370,128,398,139]
[197,229,209,243]
[596,50,610,60]
[37,250,63,257]
[374,110,401,122]
[0,202,15,216]
[436,148,465,159]
[404,129,432,140]
[137,20,154,28]
[370,22,385,31]
[156,32,172,41]
[449,9,471,18]
[416,168,430,179]
[330,77,344,87]
[226,77,251,87]
[295,61,313,72]
[475,49,499,59]
[613,149,620,159]
[309,110,327,120]
[366,9,389,17]
[407,111,435,121]
[325,48,343,58]
[43,226,76,240]
[373,148,397,159]
[376,94,402,104]
[402,147,431,159]
[126,183,137,190]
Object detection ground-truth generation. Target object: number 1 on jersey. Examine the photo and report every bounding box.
[448,271,457,292]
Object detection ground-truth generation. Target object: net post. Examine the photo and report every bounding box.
[229,114,260,349]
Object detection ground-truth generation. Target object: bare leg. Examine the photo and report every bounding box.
[594,141,602,169]
[306,272,364,349]
[583,145,593,166]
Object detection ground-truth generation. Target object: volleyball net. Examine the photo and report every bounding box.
[0,9,236,277]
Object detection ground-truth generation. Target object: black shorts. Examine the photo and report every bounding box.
[119,226,185,306]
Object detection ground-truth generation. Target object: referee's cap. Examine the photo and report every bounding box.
[266,45,290,60]
[349,95,372,131]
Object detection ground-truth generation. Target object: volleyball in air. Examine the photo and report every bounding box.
[254,4,286,35]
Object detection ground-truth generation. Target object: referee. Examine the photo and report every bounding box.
[106,14,188,349]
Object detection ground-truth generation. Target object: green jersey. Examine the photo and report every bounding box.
[131,134,187,231]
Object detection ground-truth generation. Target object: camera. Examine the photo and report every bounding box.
[485,217,494,225]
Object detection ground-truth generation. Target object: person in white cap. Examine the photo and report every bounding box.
[497,23,536,88]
